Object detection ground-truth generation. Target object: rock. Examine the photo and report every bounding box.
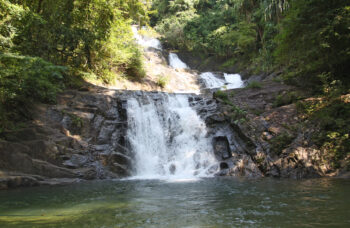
[220,162,229,170]
[97,123,116,144]
[212,136,231,160]
[3,128,39,142]
[206,114,226,125]
[262,132,273,140]
[268,127,281,135]
[62,154,89,168]
[169,164,176,174]
[39,178,80,186]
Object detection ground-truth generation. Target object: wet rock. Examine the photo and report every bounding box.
[0,175,40,189]
[220,162,229,170]
[212,136,231,160]
[206,114,226,125]
[63,154,89,168]
[169,164,176,174]
[110,163,128,176]
[97,123,116,144]
[39,178,80,186]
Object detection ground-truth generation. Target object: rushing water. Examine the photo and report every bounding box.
[127,94,217,180]
[200,72,244,90]
[132,26,162,50]
[1,178,350,227]
[168,53,188,69]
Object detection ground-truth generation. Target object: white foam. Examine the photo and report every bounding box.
[127,94,217,180]
[132,26,162,50]
[200,72,244,90]
[169,53,188,69]
[224,73,244,89]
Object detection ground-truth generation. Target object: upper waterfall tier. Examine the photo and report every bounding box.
[200,72,244,90]
[168,53,189,69]
[132,26,162,50]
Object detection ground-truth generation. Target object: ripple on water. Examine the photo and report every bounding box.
[0,178,349,227]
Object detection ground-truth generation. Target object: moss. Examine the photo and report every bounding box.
[214,90,228,100]
[273,91,302,107]
[246,81,262,89]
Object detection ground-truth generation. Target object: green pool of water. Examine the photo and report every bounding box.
[0,178,349,227]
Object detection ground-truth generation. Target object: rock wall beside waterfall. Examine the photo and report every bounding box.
[0,86,134,189]
[206,80,344,179]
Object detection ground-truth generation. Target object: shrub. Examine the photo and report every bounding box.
[246,81,262,89]
[269,133,295,155]
[273,91,301,107]
[0,53,65,104]
[0,53,65,131]
[230,104,247,124]
[156,74,169,88]
[214,90,228,100]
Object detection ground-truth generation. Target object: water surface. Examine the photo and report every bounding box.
[0,178,349,227]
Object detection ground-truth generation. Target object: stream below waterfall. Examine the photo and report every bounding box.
[1,178,350,227]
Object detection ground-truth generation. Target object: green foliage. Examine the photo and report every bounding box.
[214,90,228,100]
[0,53,66,131]
[246,81,262,89]
[152,0,280,71]
[1,0,149,82]
[0,0,151,130]
[273,91,301,107]
[156,74,169,88]
[269,132,295,155]
[297,96,350,169]
[275,0,350,92]
[230,104,247,124]
[0,53,65,104]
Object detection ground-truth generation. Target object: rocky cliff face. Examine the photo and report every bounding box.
[0,86,134,189]
[1,79,344,190]
[205,80,341,179]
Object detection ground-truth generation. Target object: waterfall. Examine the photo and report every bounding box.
[200,72,226,89]
[127,94,217,180]
[132,26,162,50]
[224,73,244,89]
[200,72,244,90]
[169,53,188,69]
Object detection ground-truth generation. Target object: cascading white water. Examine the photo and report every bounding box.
[200,72,226,89]
[132,26,162,50]
[127,94,217,180]
[200,72,244,90]
[224,73,244,89]
[169,53,188,69]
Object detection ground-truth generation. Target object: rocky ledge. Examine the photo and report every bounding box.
[204,78,348,179]
[0,86,135,190]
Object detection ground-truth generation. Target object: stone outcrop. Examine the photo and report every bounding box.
[0,86,134,189]
[204,78,343,179]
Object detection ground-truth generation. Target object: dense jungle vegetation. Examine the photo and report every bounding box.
[0,0,150,129]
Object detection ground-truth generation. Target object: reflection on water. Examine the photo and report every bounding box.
[0,178,349,227]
